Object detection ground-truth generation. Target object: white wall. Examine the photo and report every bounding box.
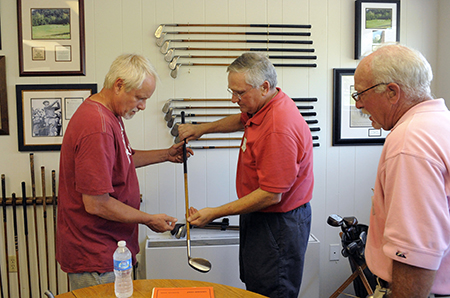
[0,0,446,297]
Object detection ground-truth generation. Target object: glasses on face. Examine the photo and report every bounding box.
[227,87,254,101]
[352,83,389,101]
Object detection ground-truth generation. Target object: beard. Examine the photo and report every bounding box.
[123,108,138,120]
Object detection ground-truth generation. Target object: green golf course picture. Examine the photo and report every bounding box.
[365,8,392,29]
[31,8,70,40]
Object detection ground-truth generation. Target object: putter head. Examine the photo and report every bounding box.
[327,214,343,227]
[164,49,175,62]
[170,64,180,79]
[164,107,174,121]
[160,40,170,54]
[156,33,167,47]
[161,99,172,113]
[154,24,164,38]
[169,56,180,70]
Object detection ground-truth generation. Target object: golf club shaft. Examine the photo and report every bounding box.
[41,166,50,290]
[163,47,315,57]
[181,111,192,248]
[1,174,10,298]
[11,193,21,298]
[30,154,42,298]
[162,39,312,45]
[21,182,33,297]
[161,31,310,36]
[51,170,58,294]
[171,54,316,60]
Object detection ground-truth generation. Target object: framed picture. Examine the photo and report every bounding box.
[17,0,86,76]
[16,83,97,151]
[0,56,8,135]
[332,68,389,146]
[354,0,400,59]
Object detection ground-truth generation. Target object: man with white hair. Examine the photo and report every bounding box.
[353,44,450,297]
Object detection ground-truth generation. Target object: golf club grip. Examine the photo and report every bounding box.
[22,182,28,235]
[30,153,36,199]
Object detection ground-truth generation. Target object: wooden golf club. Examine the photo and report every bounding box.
[181,111,212,273]
[1,174,11,298]
[170,62,317,78]
[51,170,58,294]
[163,47,315,60]
[155,23,312,38]
[167,113,239,128]
[159,39,313,55]
[168,54,317,70]
[21,182,33,298]
[170,121,207,136]
[11,193,22,298]
[163,103,239,113]
[41,166,50,290]
[164,106,239,121]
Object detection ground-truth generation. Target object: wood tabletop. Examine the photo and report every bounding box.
[55,279,268,297]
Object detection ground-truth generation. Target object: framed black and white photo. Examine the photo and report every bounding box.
[17,0,86,76]
[332,68,388,146]
[354,0,400,59]
[16,83,97,151]
[0,56,8,135]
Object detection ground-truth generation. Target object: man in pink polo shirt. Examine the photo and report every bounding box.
[178,53,314,298]
[354,44,450,297]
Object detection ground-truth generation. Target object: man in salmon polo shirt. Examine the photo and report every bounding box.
[178,52,314,298]
[57,54,191,290]
[353,44,450,298]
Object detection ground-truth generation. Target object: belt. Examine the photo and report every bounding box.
[431,295,450,298]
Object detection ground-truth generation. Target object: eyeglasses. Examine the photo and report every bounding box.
[352,83,389,101]
[227,87,254,101]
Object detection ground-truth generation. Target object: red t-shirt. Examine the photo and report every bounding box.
[56,98,140,273]
[237,88,314,212]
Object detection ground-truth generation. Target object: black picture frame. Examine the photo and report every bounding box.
[332,68,388,146]
[16,83,97,151]
[17,0,86,76]
[0,56,8,135]
[355,0,400,60]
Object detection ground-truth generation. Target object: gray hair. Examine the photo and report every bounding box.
[370,44,433,101]
[227,52,277,89]
[103,54,159,92]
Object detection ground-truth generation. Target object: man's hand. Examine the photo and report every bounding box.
[167,141,194,163]
[178,123,204,143]
[143,214,178,233]
[187,206,217,227]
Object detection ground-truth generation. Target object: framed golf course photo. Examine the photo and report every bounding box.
[17,0,86,76]
[354,0,400,59]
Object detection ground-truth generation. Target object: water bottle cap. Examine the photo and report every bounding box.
[118,240,126,247]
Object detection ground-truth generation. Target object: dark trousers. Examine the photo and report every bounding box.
[239,202,311,298]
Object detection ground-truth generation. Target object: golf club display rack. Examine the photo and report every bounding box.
[162,97,321,149]
[154,23,317,79]
[0,153,68,298]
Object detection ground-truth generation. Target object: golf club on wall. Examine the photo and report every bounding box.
[181,111,212,273]
[170,121,207,136]
[2,174,11,298]
[21,182,33,298]
[164,106,240,121]
[168,54,317,70]
[154,23,312,38]
[170,62,317,78]
[163,47,315,61]
[162,98,237,113]
[166,113,240,128]
[159,39,313,55]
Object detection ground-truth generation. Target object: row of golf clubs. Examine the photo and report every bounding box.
[154,23,316,78]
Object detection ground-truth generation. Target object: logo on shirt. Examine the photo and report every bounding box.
[395,251,407,259]
[241,137,247,152]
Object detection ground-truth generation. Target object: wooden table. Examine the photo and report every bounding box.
[55,279,268,297]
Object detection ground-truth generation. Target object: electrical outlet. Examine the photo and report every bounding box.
[8,255,17,272]
[329,244,340,261]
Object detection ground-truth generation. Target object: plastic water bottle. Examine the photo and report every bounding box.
[113,240,133,298]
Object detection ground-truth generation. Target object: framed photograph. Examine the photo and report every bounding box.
[332,68,389,146]
[17,0,86,76]
[16,83,97,151]
[0,56,8,135]
[354,0,400,59]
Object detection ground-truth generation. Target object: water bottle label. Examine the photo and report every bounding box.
[114,258,132,271]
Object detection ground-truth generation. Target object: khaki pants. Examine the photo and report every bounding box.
[368,284,450,298]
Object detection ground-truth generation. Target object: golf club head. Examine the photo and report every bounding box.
[164,108,174,121]
[359,230,367,245]
[189,257,212,273]
[327,214,343,227]
[154,24,164,38]
[156,34,166,47]
[343,216,358,227]
[169,56,181,70]
[164,49,175,62]
[160,40,170,54]
[171,223,187,239]
[167,115,175,128]
[170,123,180,136]
[162,99,172,113]
[170,64,180,79]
